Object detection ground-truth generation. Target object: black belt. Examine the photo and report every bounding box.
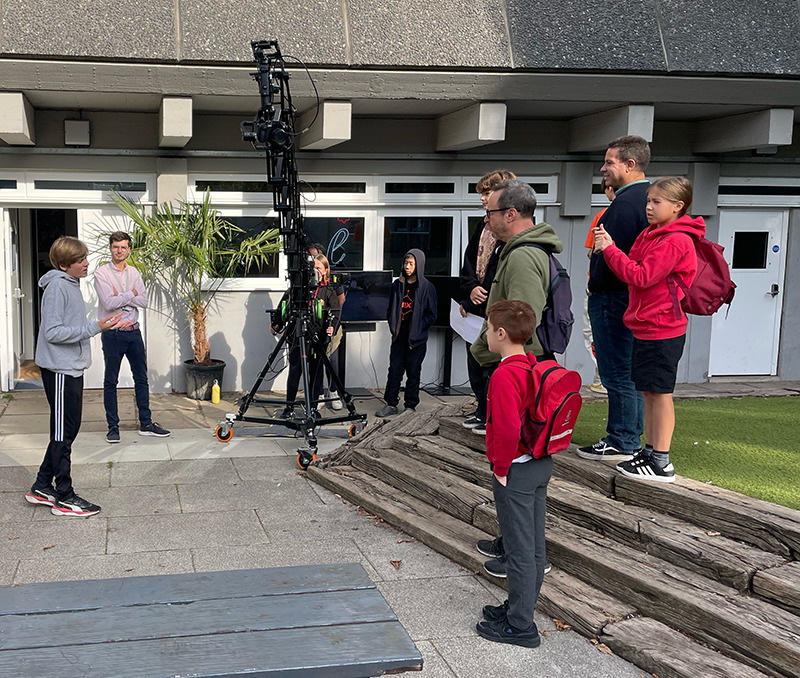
[115,322,140,332]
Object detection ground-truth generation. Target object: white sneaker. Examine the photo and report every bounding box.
[588,382,607,394]
[330,398,343,410]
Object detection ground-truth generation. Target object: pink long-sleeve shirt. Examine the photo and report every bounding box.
[93,262,148,324]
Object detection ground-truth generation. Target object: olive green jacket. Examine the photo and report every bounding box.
[469,221,563,366]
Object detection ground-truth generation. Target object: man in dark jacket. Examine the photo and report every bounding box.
[376,248,437,417]
[579,135,649,461]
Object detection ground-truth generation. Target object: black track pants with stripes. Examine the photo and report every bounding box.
[36,368,83,500]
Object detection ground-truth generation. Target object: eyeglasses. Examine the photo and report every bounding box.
[484,207,509,217]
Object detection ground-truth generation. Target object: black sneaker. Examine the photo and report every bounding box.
[280,406,295,419]
[482,599,509,622]
[106,428,120,444]
[476,536,504,558]
[375,405,399,418]
[483,557,507,578]
[476,617,541,648]
[617,454,676,483]
[51,494,101,517]
[472,422,487,436]
[577,440,637,461]
[139,421,171,437]
[463,415,483,429]
[25,485,57,507]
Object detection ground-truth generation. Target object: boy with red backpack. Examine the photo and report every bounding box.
[476,300,570,648]
[593,176,703,482]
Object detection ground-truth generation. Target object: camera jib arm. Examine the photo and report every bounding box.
[217,40,366,468]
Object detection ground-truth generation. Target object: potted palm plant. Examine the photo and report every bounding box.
[111,190,280,399]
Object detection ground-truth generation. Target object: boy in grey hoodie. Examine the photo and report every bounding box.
[26,236,122,517]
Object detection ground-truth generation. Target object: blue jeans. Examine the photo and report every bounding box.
[102,328,152,430]
[588,292,644,451]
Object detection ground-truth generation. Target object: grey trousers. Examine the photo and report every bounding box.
[492,455,553,630]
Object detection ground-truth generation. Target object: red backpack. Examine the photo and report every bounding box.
[663,233,736,318]
[518,357,583,458]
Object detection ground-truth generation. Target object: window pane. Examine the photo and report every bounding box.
[467,216,484,242]
[383,216,452,276]
[732,231,768,270]
[304,216,365,270]
[0,179,17,190]
[33,180,146,192]
[385,182,455,194]
[221,216,279,278]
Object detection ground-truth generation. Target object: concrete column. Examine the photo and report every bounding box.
[0,92,35,145]
[298,101,352,150]
[160,97,193,148]
[559,162,593,217]
[436,103,506,151]
[568,105,654,152]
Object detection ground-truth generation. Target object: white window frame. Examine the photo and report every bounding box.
[0,171,155,205]
[718,177,800,207]
[379,208,462,277]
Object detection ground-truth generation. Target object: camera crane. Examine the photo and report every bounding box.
[215,40,366,469]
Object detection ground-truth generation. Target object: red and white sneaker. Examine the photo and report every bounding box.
[51,494,101,517]
[25,486,57,507]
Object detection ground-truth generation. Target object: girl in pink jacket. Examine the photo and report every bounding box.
[593,177,703,483]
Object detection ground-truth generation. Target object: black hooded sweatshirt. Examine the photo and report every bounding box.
[386,248,438,348]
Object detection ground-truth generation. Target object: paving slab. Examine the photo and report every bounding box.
[0,492,35,522]
[28,485,183,519]
[0,560,15,586]
[106,510,269,553]
[1,519,107,559]
[176,478,321,514]
[168,435,289,460]
[190,539,380,583]
[110,458,240,487]
[12,549,195,585]
[411,640,458,678]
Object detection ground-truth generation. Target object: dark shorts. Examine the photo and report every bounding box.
[631,335,686,393]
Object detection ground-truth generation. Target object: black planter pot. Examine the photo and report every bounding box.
[183,359,226,400]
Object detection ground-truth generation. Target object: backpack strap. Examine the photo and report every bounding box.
[656,231,696,321]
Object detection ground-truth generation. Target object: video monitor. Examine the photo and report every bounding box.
[340,271,393,323]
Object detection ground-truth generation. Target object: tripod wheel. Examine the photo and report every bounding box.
[348,422,366,438]
[297,450,316,470]
[215,424,234,442]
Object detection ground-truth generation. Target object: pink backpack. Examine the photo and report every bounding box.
[518,357,583,459]
[664,233,736,317]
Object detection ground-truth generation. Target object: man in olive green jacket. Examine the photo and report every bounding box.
[470,179,564,367]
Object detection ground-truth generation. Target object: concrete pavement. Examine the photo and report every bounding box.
[0,386,653,678]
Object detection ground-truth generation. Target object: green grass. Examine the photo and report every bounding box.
[572,396,800,510]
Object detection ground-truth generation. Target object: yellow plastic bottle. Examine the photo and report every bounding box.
[211,379,221,404]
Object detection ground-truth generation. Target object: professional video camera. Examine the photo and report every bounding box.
[215,40,366,469]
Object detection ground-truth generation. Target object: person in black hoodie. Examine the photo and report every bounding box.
[376,248,437,417]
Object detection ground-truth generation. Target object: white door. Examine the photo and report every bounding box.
[1,209,24,391]
[708,209,788,376]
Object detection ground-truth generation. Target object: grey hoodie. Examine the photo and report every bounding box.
[35,270,101,377]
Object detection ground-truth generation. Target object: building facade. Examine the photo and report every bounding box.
[2,1,800,393]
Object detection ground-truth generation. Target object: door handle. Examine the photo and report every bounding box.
[13,287,24,300]
[769,284,779,298]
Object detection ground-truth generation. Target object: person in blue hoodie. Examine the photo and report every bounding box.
[26,236,122,517]
[375,249,437,417]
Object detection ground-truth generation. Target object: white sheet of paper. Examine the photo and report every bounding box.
[449,298,484,344]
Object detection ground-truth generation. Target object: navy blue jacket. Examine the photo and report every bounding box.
[387,248,438,348]
[588,181,649,294]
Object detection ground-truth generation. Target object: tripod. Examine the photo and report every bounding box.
[216,40,365,468]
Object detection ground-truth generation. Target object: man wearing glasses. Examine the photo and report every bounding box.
[470,180,563,416]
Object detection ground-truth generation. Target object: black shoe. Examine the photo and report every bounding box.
[617,454,676,483]
[51,494,101,517]
[463,415,483,429]
[483,557,507,578]
[280,406,294,419]
[139,421,171,437]
[577,440,638,461]
[25,485,57,507]
[375,405,399,418]
[476,617,541,648]
[482,599,509,622]
[476,536,504,558]
[472,422,487,436]
[106,428,120,444]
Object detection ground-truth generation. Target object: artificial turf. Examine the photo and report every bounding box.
[572,396,800,510]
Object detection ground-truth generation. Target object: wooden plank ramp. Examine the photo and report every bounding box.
[0,563,422,678]
[307,403,800,678]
